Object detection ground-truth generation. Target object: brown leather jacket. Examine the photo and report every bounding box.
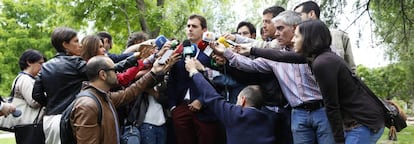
[71,72,159,144]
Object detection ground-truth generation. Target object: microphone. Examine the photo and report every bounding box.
[197,40,208,51]
[182,40,196,58]
[217,37,230,48]
[225,39,237,46]
[198,40,214,57]
[202,32,217,43]
[155,35,169,50]
[12,109,22,117]
[175,43,183,54]
[158,40,180,64]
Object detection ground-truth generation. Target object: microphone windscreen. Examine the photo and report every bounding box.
[202,32,216,42]
[197,41,208,51]
[218,37,230,48]
[12,109,22,117]
[155,35,169,50]
[174,44,183,54]
[182,39,191,47]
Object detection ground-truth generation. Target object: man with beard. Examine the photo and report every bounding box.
[70,55,178,143]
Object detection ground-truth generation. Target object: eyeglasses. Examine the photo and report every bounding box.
[101,68,116,72]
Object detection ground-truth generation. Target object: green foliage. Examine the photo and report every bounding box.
[1,0,412,103]
[369,0,414,61]
[367,1,414,96]
[356,64,412,102]
[0,0,58,96]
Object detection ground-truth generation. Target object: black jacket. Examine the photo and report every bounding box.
[32,52,88,115]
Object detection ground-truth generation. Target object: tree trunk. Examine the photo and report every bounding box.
[135,0,165,38]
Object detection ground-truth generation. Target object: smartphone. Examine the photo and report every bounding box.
[158,50,174,65]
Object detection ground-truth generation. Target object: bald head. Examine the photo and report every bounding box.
[86,56,114,81]
[237,85,263,108]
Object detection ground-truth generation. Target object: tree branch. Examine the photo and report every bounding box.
[136,0,149,35]
[118,4,132,34]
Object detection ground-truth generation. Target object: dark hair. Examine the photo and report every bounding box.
[81,35,102,61]
[189,14,207,29]
[236,21,256,35]
[239,85,263,108]
[96,31,112,44]
[51,27,77,53]
[126,32,149,48]
[19,49,46,70]
[294,1,321,19]
[262,6,285,17]
[85,56,111,81]
[298,20,331,56]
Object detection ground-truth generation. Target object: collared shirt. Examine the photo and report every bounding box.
[224,49,323,107]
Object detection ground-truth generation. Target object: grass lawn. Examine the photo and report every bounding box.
[1,125,413,144]
[0,137,15,144]
[378,125,414,144]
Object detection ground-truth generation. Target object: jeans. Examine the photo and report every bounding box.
[139,123,167,144]
[291,107,335,144]
[121,125,141,144]
[345,125,384,144]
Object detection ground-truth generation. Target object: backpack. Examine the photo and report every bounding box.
[60,90,103,144]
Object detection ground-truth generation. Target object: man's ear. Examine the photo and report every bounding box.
[99,70,106,80]
[241,96,247,107]
[309,10,316,19]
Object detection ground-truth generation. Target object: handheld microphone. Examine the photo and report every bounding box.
[158,40,180,64]
[182,40,195,58]
[12,109,22,117]
[155,35,169,50]
[225,39,237,46]
[197,40,208,51]
[202,32,217,43]
[198,40,214,56]
[170,40,179,49]
[217,37,230,48]
[175,44,183,54]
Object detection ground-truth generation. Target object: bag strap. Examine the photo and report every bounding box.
[32,107,43,124]
[126,93,145,124]
[345,67,391,112]
[77,90,103,125]
[8,73,24,102]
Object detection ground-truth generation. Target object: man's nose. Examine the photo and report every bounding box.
[274,30,280,36]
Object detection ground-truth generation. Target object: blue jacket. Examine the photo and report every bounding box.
[166,47,217,122]
[107,52,133,63]
[192,73,275,144]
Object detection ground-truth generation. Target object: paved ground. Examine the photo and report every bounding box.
[407,117,414,125]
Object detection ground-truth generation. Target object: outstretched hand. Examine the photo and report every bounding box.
[222,33,236,41]
[151,52,181,75]
[209,42,226,56]
[234,43,252,56]
[0,102,16,117]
